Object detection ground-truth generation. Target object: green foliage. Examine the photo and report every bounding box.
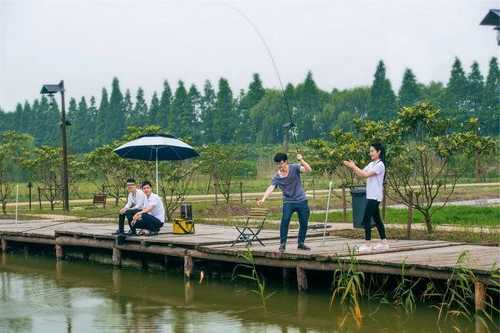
[0,131,33,213]
[199,145,251,203]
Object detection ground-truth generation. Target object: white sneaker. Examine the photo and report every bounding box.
[373,242,390,251]
[355,243,372,252]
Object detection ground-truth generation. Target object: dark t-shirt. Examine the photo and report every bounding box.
[271,163,307,203]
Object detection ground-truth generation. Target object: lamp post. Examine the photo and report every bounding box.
[40,80,70,211]
[480,9,500,46]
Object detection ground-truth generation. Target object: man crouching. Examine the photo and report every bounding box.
[113,178,145,235]
[130,181,165,236]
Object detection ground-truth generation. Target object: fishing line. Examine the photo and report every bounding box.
[213,2,300,152]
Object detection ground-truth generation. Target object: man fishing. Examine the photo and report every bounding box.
[257,153,312,252]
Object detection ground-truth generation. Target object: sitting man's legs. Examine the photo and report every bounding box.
[131,213,163,234]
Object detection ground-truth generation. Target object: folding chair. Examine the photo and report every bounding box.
[231,207,269,247]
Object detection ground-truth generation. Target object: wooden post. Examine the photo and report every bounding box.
[28,182,32,211]
[341,186,347,223]
[184,255,193,279]
[296,266,308,291]
[112,247,122,267]
[407,192,413,239]
[55,244,64,260]
[1,238,7,252]
[474,281,486,312]
[214,180,218,205]
[239,181,243,204]
[38,187,42,210]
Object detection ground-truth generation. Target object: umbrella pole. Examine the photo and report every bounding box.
[156,149,159,194]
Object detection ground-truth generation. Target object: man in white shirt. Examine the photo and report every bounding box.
[131,181,165,236]
[113,178,146,235]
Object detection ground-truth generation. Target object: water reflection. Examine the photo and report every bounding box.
[0,253,483,333]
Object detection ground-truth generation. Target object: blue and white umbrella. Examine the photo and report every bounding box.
[114,134,199,193]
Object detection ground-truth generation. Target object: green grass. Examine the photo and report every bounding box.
[302,205,500,227]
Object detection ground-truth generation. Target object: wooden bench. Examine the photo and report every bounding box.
[93,194,107,208]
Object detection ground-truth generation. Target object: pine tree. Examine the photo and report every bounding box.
[296,71,321,140]
[481,57,500,134]
[130,87,148,127]
[444,57,468,119]
[171,81,190,139]
[398,68,421,107]
[237,73,265,143]
[159,80,172,130]
[187,84,201,143]
[149,92,161,127]
[87,96,98,149]
[67,98,79,151]
[68,97,91,153]
[464,61,484,123]
[108,77,125,140]
[46,96,60,146]
[214,78,235,144]
[96,88,110,147]
[200,80,216,143]
[123,89,134,129]
[370,60,397,120]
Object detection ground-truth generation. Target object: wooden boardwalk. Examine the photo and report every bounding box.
[0,219,498,295]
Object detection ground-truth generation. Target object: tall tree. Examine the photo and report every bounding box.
[295,71,321,140]
[214,78,235,144]
[87,96,98,149]
[123,89,134,128]
[463,61,484,123]
[149,92,161,126]
[108,77,125,141]
[370,60,397,120]
[171,81,191,139]
[481,57,500,134]
[398,68,421,107]
[130,87,148,127]
[187,84,201,143]
[200,80,216,143]
[96,88,110,147]
[444,57,468,119]
[68,97,92,153]
[159,80,173,130]
[237,73,265,143]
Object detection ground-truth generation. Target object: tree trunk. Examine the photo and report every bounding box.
[423,212,433,234]
[1,201,6,215]
[475,152,481,183]
[406,193,413,239]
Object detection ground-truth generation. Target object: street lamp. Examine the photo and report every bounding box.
[40,80,70,211]
[480,9,500,46]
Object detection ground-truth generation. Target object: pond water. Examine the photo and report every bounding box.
[0,253,486,333]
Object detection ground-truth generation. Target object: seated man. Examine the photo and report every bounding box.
[114,178,146,235]
[130,181,165,236]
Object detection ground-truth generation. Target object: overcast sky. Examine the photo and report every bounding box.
[0,0,498,111]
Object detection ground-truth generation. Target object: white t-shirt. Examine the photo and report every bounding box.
[144,193,165,223]
[363,160,385,202]
[123,189,146,210]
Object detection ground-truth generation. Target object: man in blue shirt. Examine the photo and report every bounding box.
[257,153,312,252]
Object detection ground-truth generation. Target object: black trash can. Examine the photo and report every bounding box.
[350,186,374,229]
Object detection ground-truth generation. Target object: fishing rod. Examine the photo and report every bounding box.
[217,3,300,153]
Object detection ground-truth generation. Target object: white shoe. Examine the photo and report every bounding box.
[373,242,390,251]
[355,243,372,252]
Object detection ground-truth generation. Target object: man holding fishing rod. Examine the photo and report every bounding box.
[257,153,312,253]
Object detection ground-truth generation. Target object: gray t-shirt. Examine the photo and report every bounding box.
[271,164,307,203]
